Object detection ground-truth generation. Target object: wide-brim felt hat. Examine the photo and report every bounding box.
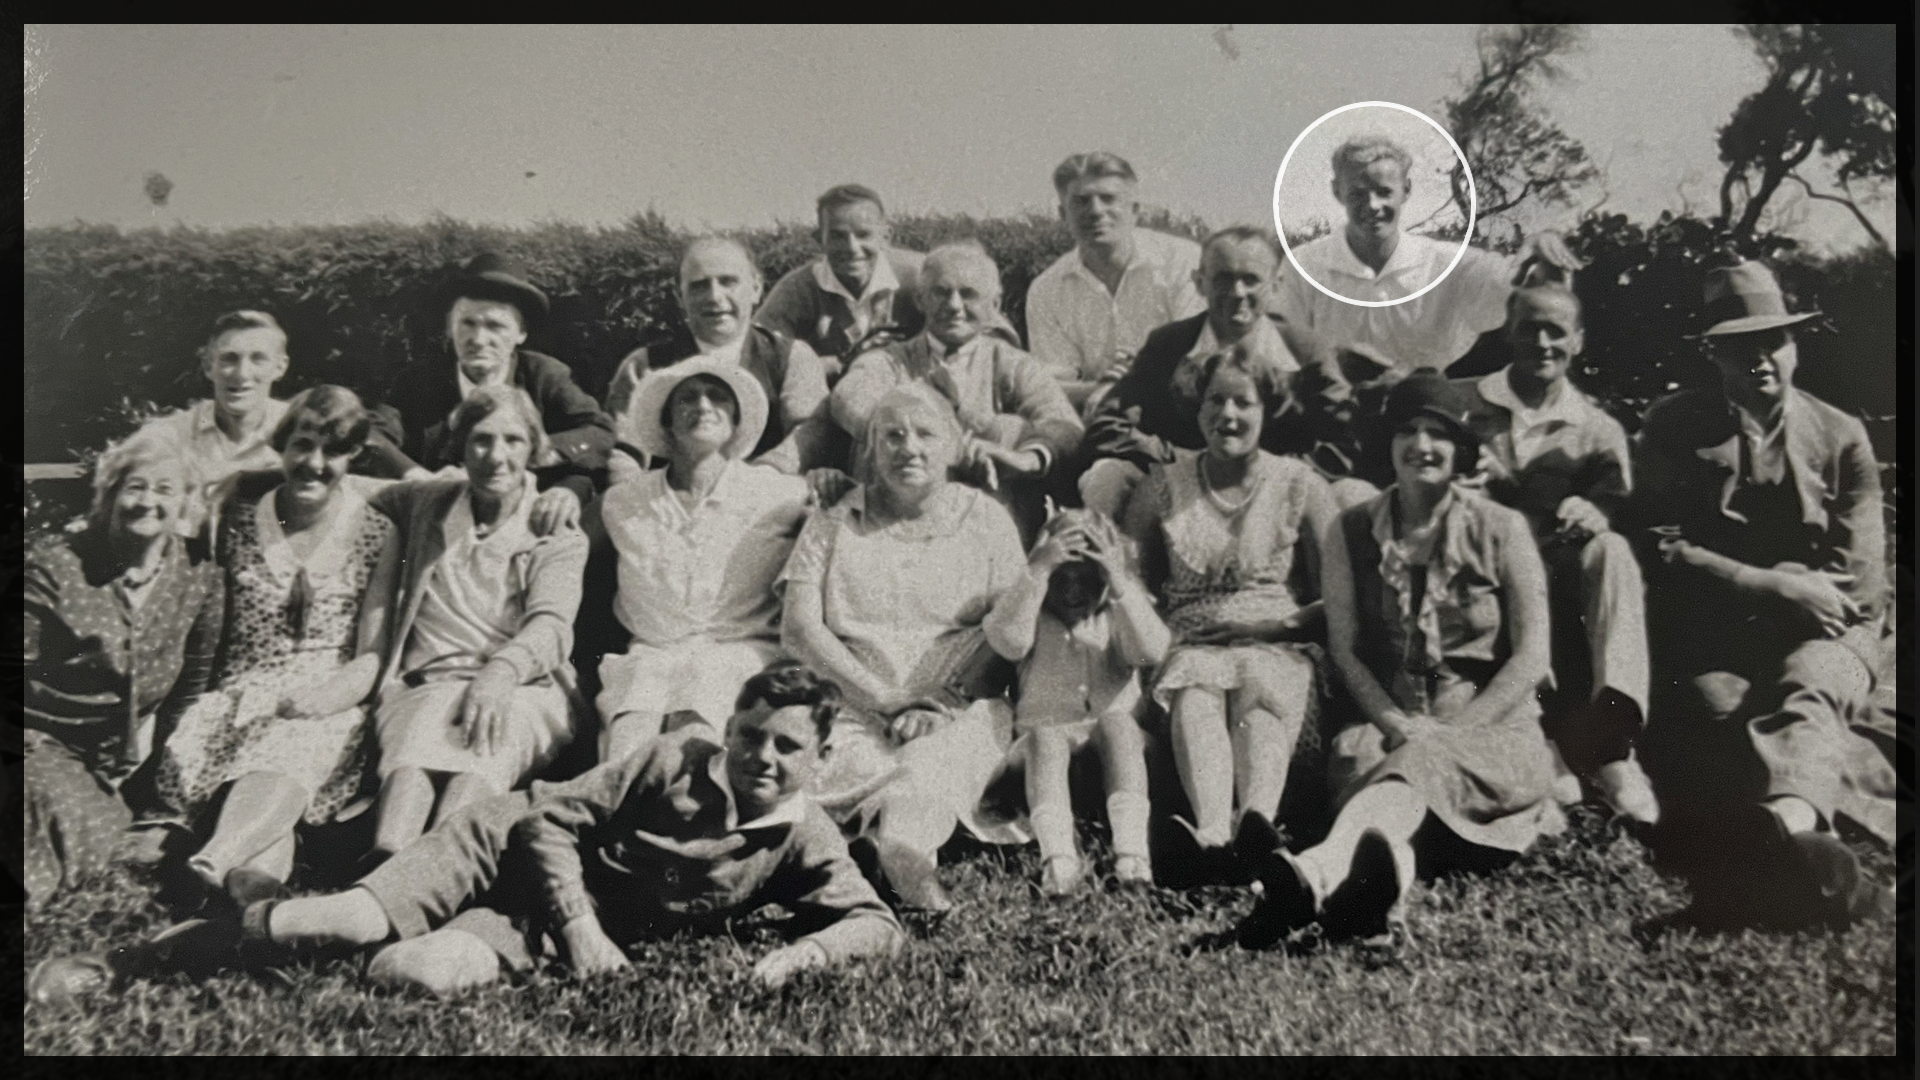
[437,252,551,327]
[1695,260,1820,338]
[619,356,769,463]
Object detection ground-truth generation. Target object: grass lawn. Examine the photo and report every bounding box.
[17,806,1901,1055]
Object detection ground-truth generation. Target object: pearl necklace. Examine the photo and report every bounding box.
[1199,455,1260,515]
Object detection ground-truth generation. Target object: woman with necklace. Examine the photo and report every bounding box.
[153,386,397,907]
[780,384,1032,913]
[1234,372,1560,950]
[1121,346,1337,881]
[363,384,588,862]
[594,358,811,763]
[16,427,223,909]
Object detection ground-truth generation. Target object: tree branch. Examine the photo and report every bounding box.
[1787,170,1889,249]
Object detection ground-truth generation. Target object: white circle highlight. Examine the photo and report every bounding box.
[1271,101,1477,309]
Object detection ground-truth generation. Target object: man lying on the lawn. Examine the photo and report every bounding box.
[33,662,904,1001]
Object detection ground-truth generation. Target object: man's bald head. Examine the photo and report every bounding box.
[679,235,763,346]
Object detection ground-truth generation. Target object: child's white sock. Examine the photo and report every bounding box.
[1030,803,1077,863]
[1106,792,1151,860]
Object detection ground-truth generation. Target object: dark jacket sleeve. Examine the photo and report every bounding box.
[1826,412,1887,617]
[525,352,614,501]
[760,804,905,964]
[1083,349,1180,473]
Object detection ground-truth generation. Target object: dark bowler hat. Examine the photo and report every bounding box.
[1696,260,1819,338]
[1375,370,1480,464]
[437,252,551,327]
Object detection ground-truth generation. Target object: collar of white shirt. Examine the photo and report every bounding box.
[1187,315,1298,374]
[642,457,748,520]
[684,334,747,367]
[191,396,290,448]
[1477,369,1587,434]
[1059,229,1165,286]
[455,354,520,401]
[1318,230,1448,285]
[810,252,902,306]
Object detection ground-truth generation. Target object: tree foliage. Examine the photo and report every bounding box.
[1716,23,1895,247]
[1440,24,1600,245]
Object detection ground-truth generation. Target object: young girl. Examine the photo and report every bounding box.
[985,509,1171,895]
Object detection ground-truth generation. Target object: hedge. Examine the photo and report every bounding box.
[23,208,1894,473]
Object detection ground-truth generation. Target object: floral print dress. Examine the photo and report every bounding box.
[156,487,392,826]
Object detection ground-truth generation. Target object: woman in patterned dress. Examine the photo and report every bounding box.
[13,426,223,909]
[365,385,588,860]
[1234,372,1561,949]
[155,387,398,904]
[780,384,1032,913]
[1120,346,1338,875]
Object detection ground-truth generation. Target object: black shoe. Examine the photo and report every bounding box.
[1792,831,1892,930]
[1234,851,1317,951]
[1320,831,1402,941]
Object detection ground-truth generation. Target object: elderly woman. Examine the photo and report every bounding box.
[152,387,397,905]
[13,426,224,908]
[780,384,1031,912]
[1235,373,1561,949]
[596,357,812,762]
[1120,347,1338,876]
[365,385,589,861]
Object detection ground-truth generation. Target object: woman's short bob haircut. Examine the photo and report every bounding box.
[447,384,549,463]
[89,424,206,530]
[735,659,843,744]
[1196,343,1292,416]
[270,384,373,457]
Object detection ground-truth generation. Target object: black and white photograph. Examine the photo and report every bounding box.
[16,22,1905,1055]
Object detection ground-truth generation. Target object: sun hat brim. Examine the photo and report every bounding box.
[618,356,770,464]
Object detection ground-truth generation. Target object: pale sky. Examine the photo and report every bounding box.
[23,24,1894,255]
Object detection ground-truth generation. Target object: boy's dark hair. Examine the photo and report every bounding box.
[736,660,843,743]
[816,183,887,222]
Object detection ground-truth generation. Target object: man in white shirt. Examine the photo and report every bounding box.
[138,311,294,533]
[1463,285,1654,825]
[1025,152,1205,415]
[1274,134,1517,381]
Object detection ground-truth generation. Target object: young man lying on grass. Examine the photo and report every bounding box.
[31,662,904,1002]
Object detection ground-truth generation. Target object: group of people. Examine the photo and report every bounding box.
[18,138,1897,1006]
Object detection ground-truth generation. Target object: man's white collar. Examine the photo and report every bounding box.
[811,252,901,305]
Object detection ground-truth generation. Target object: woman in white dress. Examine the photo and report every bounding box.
[155,386,398,905]
[597,357,812,762]
[365,385,589,861]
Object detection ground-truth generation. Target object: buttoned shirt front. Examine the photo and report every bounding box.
[811,256,902,349]
[1734,401,1790,486]
[511,722,902,960]
[1276,231,1512,375]
[1025,229,1205,385]
[600,459,810,648]
[1015,609,1143,726]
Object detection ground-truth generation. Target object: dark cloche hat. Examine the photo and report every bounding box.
[1375,370,1481,461]
[438,252,551,327]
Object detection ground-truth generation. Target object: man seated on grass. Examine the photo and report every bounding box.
[30,662,904,1003]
